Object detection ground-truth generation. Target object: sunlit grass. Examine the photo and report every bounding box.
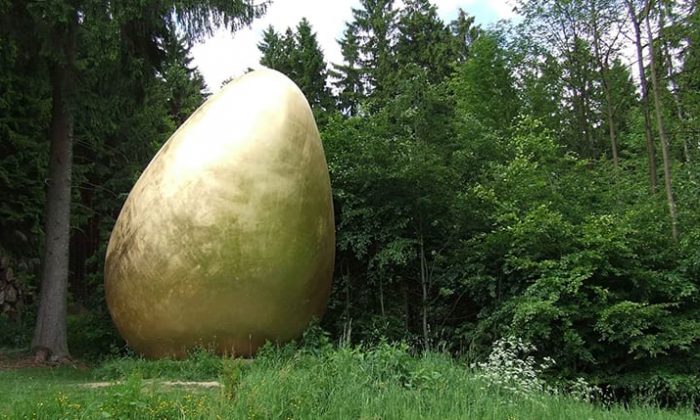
[0,344,695,419]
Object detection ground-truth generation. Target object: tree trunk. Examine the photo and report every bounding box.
[402,281,410,330]
[31,21,76,362]
[645,6,679,242]
[573,29,596,160]
[571,38,596,159]
[379,277,385,317]
[344,264,351,320]
[341,264,352,346]
[626,0,658,192]
[583,91,596,159]
[419,235,429,352]
[657,2,691,163]
[602,82,619,167]
[590,2,619,167]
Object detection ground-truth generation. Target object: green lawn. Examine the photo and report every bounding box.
[0,345,695,419]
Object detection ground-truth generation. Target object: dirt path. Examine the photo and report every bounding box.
[79,380,222,389]
[0,351,88,370]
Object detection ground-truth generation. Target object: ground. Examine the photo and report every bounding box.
[0,346,696,419]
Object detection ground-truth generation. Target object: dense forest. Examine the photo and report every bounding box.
[1,0,699,406]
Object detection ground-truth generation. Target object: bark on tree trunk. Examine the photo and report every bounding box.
[341,264,352,346]
[657,3,691,163]
[571,38,596,159]
[344,265,351,318]
[582,90,596,159]
[603,83,619,167]
[626,0,658,192]
[590,0,619,167]
[402,281,410,330]
[31,21,76,362]
[379,277,385,317]
[645,6,679,242]
[419,235,429,352]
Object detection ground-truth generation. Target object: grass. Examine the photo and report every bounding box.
[0,343,696,419]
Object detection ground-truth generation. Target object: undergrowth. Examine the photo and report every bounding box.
[0,338,696,419]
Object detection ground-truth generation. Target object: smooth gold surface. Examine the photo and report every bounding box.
[104,69,335,358]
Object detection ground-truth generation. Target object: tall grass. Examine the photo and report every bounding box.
[0,342,695,419]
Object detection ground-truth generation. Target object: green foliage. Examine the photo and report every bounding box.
[8,374,210,419]
[0,0,230,354]
[0,345,696,419]
[349,0,399,103]
[473,336,557,399]
[332,23,364,115]
[450,31,520,135]
[0,19,49,290]
[454,120,700,404]
[395,0,457,84]
[258,19,333,119]
[0,314,32,348]
[66,312,122,360]
[94,348,225,381]
[2,0,700,408]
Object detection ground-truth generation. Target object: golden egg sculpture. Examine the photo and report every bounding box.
[104,69,335,358]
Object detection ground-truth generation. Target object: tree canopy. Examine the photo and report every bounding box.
[1,0,699,405]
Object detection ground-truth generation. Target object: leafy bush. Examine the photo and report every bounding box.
[0,314,32,348]
[66,312,123,360]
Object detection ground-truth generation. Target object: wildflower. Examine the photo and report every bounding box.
[473,336,553,399]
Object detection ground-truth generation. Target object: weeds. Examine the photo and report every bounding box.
[94,347,224,381]
[472,336,556,398]
[0,341,694,419]
[472,335,605,405]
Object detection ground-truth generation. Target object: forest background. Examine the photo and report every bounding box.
[1,0,699,406]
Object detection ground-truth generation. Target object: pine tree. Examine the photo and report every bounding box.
[332,23,364,115]
[292,18,332,115]
[351,0,399,102]
[449,9,481,63]
[7,0,267,362]
[258,19,331,119]
[395,0,455,84]
[259,26,295,76]
[162,27,207,125]
[0,1,50,283]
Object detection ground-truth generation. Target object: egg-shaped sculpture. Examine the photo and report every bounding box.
[104,69,335,358]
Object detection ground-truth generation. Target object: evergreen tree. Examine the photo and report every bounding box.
[449,9,482,63]
[350,0,399,102]
[395,0,455,84]
[162,28,208,125]
[0,1,50,301]
[259,26,295,76]
[258,19,331,120]
[332,23,364,115]
[517,48,566,136]
[4,0,267,361]
[292,18,332,116]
